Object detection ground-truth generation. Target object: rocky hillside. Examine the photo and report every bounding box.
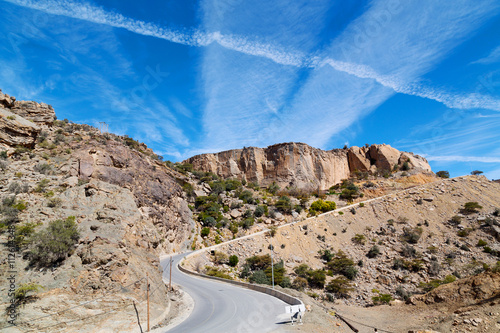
[184,175,500,331]
[185,142,431,190]
[0,89,194,332]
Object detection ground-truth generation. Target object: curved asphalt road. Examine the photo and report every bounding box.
[160,254,289,333]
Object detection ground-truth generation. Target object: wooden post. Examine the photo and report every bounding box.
[146,273,150,332]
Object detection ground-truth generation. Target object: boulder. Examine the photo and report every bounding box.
[0,107,40,147]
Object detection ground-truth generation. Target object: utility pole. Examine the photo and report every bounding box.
[146,273,150,332]
[169,256,173,292]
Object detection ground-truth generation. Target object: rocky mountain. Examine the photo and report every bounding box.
[0,89,194,332]
[185,142,431,190]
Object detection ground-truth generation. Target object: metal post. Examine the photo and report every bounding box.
[146,273,150,332]
[169,256,173,291]
[271,238,274,289]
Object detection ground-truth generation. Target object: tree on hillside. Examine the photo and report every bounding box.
[471,170,483,175]
[436,171,449,178]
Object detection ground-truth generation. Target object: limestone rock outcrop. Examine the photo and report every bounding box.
[65,143,194,253]
[185,143,431,190]
[0,107,40,147]
[0,89,55,125]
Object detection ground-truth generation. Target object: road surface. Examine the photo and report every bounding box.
[160,254,290,333]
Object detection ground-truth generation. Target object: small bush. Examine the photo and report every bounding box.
[9,182,29,194]
[477,239,488,247]
[352,234,366,245]
[325,277,353,298]
[457,228,472,237]
[367,245,381,258]
[249,270,269,284]
[34,179,50,193]
[401,226,423,244]
[47,197,62,208]
[29,217,80,267]
[0,150,7,159]
[309,199,336,215]
[268,225,277,237]
[462,202,482,215]
[229,255,239,267]
[267,182,280,195]
[254,205,266,217]
[34,163,53,175]
[372,292,393,305]
[450,215,462,225]
[419,275,456,292]
[436,171,449,178]
[306,269,326,289]
[395,286,411,301]
[200,227,210,237]
[14,282,44,305]
[292,277,308,291]
[206,267,232,280]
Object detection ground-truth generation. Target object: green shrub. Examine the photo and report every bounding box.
[367,245,381,258]
[241,217,254,230]
[249,270,269,284]
[246,255,272,270]
[326,250,357,280]
[238,190,255,204]
[8,182,29,194]
[401,226,423,244]
[318,249,334,262]
[372,293,393,305]
[462,202,482,214]
[34,179,50,193]
[200,227,210,237]
[229,255,239,267]
[0,150,7,159]
[436,171,450,178]
[29,217,80,267]
[292,277,308,291]
[267,182,280,195]
[309,199,336,215]
[205,267,232,280]
[457,228,472,237]
[225,179,242,191]
[14,282,44,304]
[254,205,266,217]
[477,239,487,247]
[34,163,52,175]
[275,196,292,213]
[306,269,326,289]
[182,183,194,197]
[359,202,364,207]
[325,277,354,298]
[419,275,456,292]
[47,197,62,208]
[449,215,462,225]
[352,234,366,245]
[268,225,277,237]
[14,222,38,248]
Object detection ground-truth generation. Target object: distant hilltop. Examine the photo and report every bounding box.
[184,142,432,190]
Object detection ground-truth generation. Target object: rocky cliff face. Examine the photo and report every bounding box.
[185,142,431,190]
[0,89,193,331]
[0,89,55,148]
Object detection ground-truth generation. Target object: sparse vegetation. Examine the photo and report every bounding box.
[436,171,450,178]
[28,217,80,267]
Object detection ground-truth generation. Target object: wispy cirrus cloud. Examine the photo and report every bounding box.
[5,0,500,116]
[424,155,500,163]
[471,45,500,65]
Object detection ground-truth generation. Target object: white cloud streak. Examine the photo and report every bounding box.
[471,45,500,64]
[5,0,500,112]
[425,155,500,163]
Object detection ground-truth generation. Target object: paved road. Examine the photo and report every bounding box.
[160,254,290,333]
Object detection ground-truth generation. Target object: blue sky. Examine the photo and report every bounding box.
[1,0,499,179]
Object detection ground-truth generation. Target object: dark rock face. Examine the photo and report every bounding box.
[185,143,432,190]
[67,142,194,253]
